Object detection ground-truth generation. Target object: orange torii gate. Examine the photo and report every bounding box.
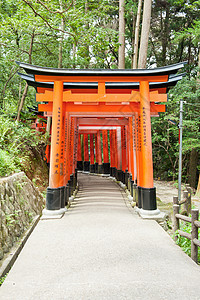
[17,61,185,217]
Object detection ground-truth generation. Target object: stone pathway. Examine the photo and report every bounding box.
[0,173,200,300]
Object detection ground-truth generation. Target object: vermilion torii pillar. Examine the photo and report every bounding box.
[102,130,110,174]
[139,81,158,213]
[46,81,64,212]
[77,134,83,170]
[83,134,90,171]
[90,134,95,173]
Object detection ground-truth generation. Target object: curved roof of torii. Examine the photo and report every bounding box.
[18,72,185,91]
[17,61,186,78]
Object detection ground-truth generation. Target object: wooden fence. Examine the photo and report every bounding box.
[172,188,200,263]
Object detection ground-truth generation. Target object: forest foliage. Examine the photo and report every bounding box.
[0,0,199,188]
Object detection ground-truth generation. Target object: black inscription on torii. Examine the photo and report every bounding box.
[142,107,147,147]
[56,107,61,145]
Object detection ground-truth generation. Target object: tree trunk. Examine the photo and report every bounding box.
[118,0,125,69]
[84,0,90,68]
[188,149,198,189]
[131,14,136,68]
[132,0,143,69]
[46,116,52,134]
[1,66,18,109]
[138,0,152,68]
[16,29,35,122]
[58,0,64,68]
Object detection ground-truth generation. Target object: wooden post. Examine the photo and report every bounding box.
[183,190,189,215]
[173,196,178,205]
[173,204,180,242]
[191,209,199,263]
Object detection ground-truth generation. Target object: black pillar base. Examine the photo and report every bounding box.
[77,161,83,171]
[116,170,123,182]
[65,184,69,205]
[128,174,132,192]
[90,164,95,173]
[46,187,61,210]
[141,187,157,210]
[70,174,75,193]
[103,163,110,174]
[110,167,116,177]
[95,163,99,173]
[130,180,134,196]
[83,161,90,171]
[68,178,73,197]
[136,186,142,209]
[98,164,104,174]
[112,167,117,178]
[132,182,137,201]
[122,171,125,184]
[75,169,78,187]
[60,186,65,208]
[125,170,129,186]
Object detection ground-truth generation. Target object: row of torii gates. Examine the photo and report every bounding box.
[18,61,185,216]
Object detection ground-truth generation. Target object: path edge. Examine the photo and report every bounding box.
[0,215,40,280]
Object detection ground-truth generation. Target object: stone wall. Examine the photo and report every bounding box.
[0,172,44,261]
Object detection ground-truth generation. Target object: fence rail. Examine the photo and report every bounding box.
[173,201,199,263]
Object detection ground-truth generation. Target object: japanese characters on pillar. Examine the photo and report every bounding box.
[121,125,126,172]
[49,81,63,189]
[73,118,78,173]
[59,114,65,186]
[69,117,75,176]
[128,117,134,178]
[132,115,137,182]
[63,112,70,184]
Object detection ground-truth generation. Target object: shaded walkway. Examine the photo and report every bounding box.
[0,173,200,300]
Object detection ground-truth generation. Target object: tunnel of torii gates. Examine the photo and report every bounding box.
[17,61,186,216]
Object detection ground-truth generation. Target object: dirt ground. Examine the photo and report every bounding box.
[154,180,200,220]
